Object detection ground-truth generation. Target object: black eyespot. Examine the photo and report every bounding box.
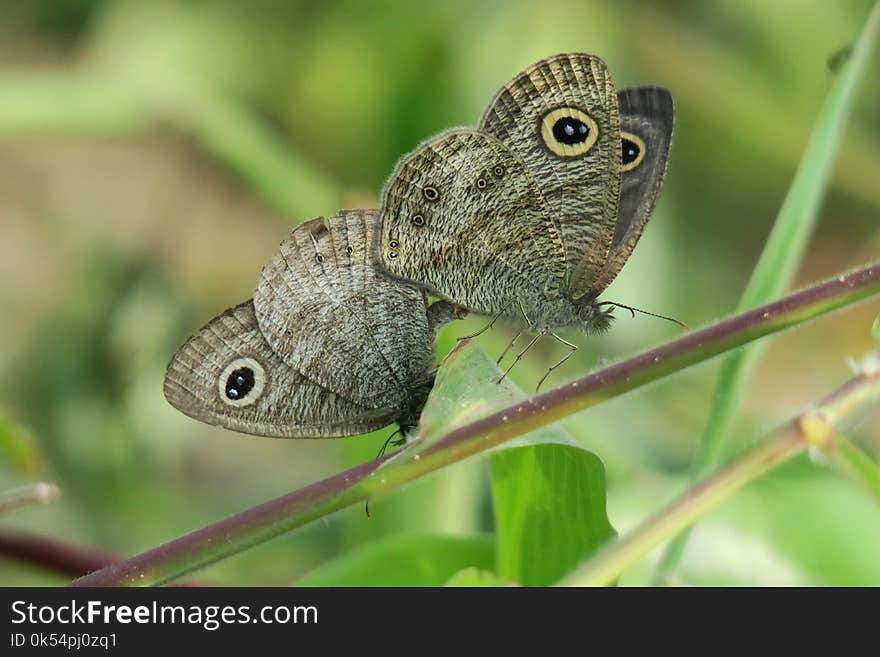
[552,116,590,145]
[411,214,425,226]
[389,239,399,248]
[622,138,641,165]
[423,186,439,202]
[315,253,324,263]
[389,250,398,258]
[476,177,487,189]
[493,165,505,177]
[225,367,255,401]
[346,245,353,254]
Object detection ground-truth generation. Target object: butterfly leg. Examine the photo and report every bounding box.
[366,429,408,517]
[496,328,524,365]
[496,331,545,385]
[457,307,506,340]
[535,333,578,392]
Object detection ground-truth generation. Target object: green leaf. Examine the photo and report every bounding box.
[396,341,582,468]
[658,1,880,576]
[491,444,615,586]
[720,464,880,585]
[871,311,880,345]
[401,343,616,588]
[295,533,494,587]
[445,567,518,587]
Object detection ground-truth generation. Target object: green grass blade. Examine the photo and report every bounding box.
[0,412,39,474]
[656,1,880,578]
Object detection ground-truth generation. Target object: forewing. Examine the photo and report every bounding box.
[479,53,621,300]
[379,128,564,317]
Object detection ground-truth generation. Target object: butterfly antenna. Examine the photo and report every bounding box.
[597,301,689,330]
[365,429,404,518]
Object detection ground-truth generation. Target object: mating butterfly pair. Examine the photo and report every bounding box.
[164,54,673,439]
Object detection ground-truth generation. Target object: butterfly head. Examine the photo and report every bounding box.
[576,298,615,334]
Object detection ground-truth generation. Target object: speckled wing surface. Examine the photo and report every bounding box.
[479,53,622,300]
[163,301,395,438]
[585,86,674,299]
[253,209,433,409]
[379,129,565,316]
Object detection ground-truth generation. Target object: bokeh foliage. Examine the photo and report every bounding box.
[1,0,879,585]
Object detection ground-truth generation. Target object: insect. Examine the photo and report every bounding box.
[377,53,674,387]
[164,209,459,438]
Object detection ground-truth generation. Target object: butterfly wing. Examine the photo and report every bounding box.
[253,209,433,410]
[379,128,565,317]
[584,86,674,299]
[479,53,621,300]
[163,301,396,438]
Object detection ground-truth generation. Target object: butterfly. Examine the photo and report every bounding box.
[376,54,673,370]
[164,209,459,438]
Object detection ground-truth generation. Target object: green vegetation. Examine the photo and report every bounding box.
[1,0,879,586]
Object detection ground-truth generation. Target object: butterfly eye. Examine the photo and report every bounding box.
[389,250,399,259]
[219,357,266,407]
[389,239,399,248]
[539,107,599,158]
[315,253,324,264]
[476,177,487,190]
[346,245,353,255]
[422,185,440,202]
[493,165,505,177]
[411,214,425,226]
[620,132,646,172]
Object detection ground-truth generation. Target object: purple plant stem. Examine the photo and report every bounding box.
[0,530,117,579]
[0,530,209,586]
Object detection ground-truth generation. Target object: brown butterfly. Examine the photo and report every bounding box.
[164,209,459,438]
[377,54,673,385]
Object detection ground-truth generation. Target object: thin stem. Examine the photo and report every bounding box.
[0,483,60,514]
[560,369,880,586]
[71,262,880,586]
[0,530,209,585]
[0,530,117,579]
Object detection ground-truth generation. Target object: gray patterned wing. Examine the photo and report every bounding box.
[586,86,674,298]
[163,301,396,438]
[379,129,565,318]
[253,209,433,409]
[479,53,621,300]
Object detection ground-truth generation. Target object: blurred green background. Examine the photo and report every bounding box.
[1,0,879,585]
